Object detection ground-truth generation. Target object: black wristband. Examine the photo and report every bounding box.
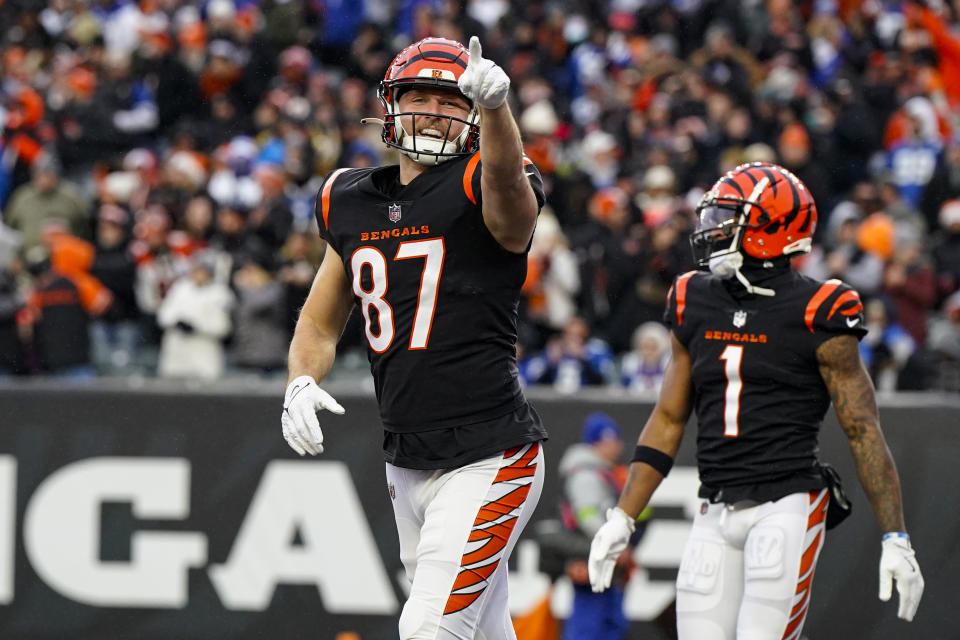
[632,445,674,476]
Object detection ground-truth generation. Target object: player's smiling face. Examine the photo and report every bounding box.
[397,87,471,142]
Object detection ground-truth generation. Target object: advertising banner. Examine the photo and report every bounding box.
[0,383,955,639]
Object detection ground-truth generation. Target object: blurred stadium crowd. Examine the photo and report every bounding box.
[1,0,959,392]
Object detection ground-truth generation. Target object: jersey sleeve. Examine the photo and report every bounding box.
[662,271,698,346]
[313,168,350,252]
[522,156,546,210]
[803,278,868,345]
[466,154,546,211]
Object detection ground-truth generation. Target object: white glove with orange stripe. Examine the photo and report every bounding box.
[588,507,635,593]
[458,36,510,110]
[281,375,344,456]
[879,533,924,621]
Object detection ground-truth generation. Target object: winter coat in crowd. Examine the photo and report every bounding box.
[156,267,233,380]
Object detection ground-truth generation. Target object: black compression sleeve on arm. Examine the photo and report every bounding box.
[632,445,674,477]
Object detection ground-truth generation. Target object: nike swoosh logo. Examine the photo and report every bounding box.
[846,317,860,327]
[525,171,535,177]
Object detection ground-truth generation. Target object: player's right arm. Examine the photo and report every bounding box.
[287,245,355,385]
[589,333,693,592]
[617,333,693,517]
[281,246,354,456]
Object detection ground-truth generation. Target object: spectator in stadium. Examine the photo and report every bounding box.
[881,225,937,349]
[800,205,885,297]
[89,204,140,375]
[131,204,190,343]
[521,209,580,348]
[927,290,960,391]
[920,138,960,232]
[620,321,671,394]
[209,200,269,280]
[98,49,158,151]
[860,298,918,393]
[0,81,46,207]
[572,186,645,350]
[0,0,958,393]
[0,225,23,375]
[282,37,547,640]
[933,199,960,301]
[4,153,90,253]
[135,21,205,132]
[26,228,113,377]
[229,254,287,376]
[521,315,616,392]
[558,413,636,640]
[249,163,294,252]
[156,253,233,380]
[277,230,324,337]
[689,21,756,106]
[885,96,943,210]
[776,122,832,213]
[589,163,924,637]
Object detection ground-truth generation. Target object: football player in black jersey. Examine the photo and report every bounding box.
[282,36,547,639]
[588,163,924,638]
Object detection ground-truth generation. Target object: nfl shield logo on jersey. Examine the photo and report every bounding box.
[388,482,396,500]
[388,203,402,223]
[733,310,747,328]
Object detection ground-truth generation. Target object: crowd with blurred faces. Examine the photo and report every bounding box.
[1,0,960,392]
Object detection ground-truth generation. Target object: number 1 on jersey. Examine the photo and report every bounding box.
[719,345,743,437]
[351,238,445,352]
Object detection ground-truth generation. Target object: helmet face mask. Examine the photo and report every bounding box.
[378,38,480,165]
[690,203,752,266]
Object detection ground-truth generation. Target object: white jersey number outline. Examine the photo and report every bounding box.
[351,238,445,352]
[719,344,744,437]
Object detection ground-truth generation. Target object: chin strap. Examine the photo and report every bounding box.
[360,117,385,126]
[734,268,776,296]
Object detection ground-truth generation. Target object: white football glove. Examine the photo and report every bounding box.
[457,36,510,110]
[281,375,345,456]
[588,507,635,593]
[879,534,924,621]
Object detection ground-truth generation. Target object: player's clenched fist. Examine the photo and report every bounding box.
[281,375,345,456]
[457,36,510,110]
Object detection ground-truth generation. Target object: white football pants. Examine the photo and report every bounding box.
[676,489,829,640]
[386,442,545,640]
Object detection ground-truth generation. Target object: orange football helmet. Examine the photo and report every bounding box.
[376,37,479,165]
[692,162,818,265]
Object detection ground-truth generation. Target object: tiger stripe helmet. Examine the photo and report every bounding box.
[377,37,479,165]
[691,162,818,265]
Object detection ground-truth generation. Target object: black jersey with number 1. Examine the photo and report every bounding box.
[314,152,548,469]
[663,269,867,503]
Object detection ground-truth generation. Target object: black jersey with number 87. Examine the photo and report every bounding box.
[315,153,545,435]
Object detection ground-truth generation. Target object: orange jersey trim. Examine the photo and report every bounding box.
[320,168,350,231]
[804,279,841,332]
[827,289,863,319]
[462,152,481,205]
[673,271,696,326]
